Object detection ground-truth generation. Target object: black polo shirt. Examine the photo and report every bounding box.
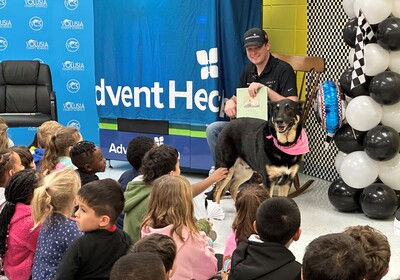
[237,55,297,98]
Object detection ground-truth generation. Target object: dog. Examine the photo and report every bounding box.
[213,99,308,203]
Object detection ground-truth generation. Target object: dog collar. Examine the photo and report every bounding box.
[266,129,309,155]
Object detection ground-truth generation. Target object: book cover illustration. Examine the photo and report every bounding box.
[236,87,268,120]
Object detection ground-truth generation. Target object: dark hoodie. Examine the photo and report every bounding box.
[229,236,301,280]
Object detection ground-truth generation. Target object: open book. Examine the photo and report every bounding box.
[236,87,268,120]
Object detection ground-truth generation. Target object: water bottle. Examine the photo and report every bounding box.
[205,166,216,193]
[209,165,215,177]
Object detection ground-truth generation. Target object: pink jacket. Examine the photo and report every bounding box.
[223,229,237,261]
[141,224,217,280]
[4,203,41,280]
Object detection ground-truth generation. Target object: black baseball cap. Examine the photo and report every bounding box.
[243,28,268,48]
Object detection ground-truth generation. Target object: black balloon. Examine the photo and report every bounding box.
[363,125,400,161]
[394,190,400,208]
[343,17,358,48]
[377,17,400,51]
[359,183,398,219]
[334,123,367,154]
[328,179,362,212]
[370,71,400,105]
[339,67,370,98]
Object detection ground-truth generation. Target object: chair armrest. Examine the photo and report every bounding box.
[50,90,58,121]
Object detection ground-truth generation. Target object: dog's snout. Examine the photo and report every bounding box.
[275,118,284,125]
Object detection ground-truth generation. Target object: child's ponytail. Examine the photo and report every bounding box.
[31,185,53,229]
[31,169,81,229]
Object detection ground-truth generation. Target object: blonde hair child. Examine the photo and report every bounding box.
[39,126,82,173]
[0,117,13,150]
[36,121,63,149]
[31,168,82,280]
[141,175,217,280]
[30,120,63,170]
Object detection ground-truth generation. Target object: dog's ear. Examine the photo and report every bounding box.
[297,100,305,111]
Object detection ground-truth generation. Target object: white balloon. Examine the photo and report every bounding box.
[353,0,392,24]
[392,0,400,17]
[389,51,400,75]
[382,102,400,132]
[348,48,355,67]
[334,151,348,175]
[364,43,390,76]
[343,0,356,18]
[340,151,379,189]
[345,96,382,131]
[379,154,400,190]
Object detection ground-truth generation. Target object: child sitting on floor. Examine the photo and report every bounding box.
[110,252,166,280]
[55,179,132,279]
[302,232,367,280]
[39,126,82,173]
[0,169,43,279]
[141,175,217,280]
[222,183,269,279]
[344,225,391,280]
[130,233,177,279]
[118,136,156,191]
[31,169,82,280]
[0,150,25,211]
[10,146,36,169]
[229,197,302,280]
[70,141,106,186]
[0,117,13,150]
[124,144,227,243]
[30,120,63,170]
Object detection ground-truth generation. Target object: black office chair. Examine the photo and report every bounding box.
[0,60,57,127]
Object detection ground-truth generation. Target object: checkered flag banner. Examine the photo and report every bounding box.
[351,9,375,90]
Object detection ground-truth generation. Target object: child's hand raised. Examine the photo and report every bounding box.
[209,167,228,183]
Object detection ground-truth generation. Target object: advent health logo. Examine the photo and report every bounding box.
[196,48,218,80]
[29,16,43,31]
[64,0,78,10]
[66,79,80,93]
[65,38,79,52]
[96,47,220,113]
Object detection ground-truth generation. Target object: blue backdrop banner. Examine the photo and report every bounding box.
[0,0,98,145]
[94,0,261,125]
[93,0,261,170]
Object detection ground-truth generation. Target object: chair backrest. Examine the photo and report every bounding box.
[0,60,57,127]
[273,53,325,127]
[0,60,52,113]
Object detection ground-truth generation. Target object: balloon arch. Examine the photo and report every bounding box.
[323,0,400,219]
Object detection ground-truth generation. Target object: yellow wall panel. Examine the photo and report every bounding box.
[262,0,307,55]
[296,5,307,30]
[270,6,296,29]
[269,30,296,54]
